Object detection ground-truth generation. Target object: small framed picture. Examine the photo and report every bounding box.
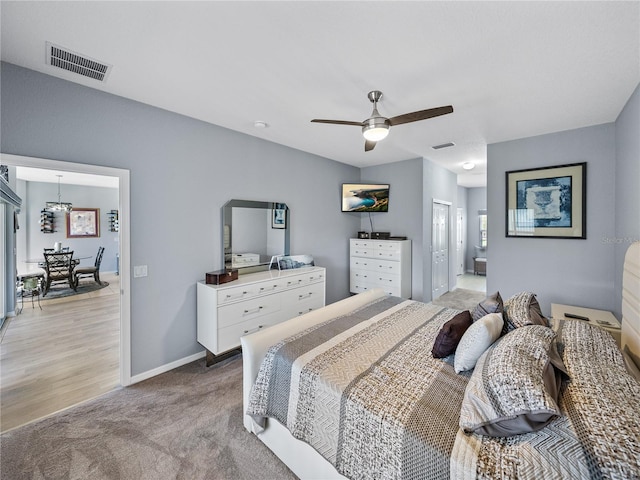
[67,208,100,238]
[272,206,286,229]
[506,162,586,239]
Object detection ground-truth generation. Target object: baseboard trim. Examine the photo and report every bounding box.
[129,350,206,385]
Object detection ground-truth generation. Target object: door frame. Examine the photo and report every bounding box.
[432,199,451,300]
[1,153,132,386]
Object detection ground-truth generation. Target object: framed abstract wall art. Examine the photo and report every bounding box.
[67,208,100,238]
[506,162,586,239]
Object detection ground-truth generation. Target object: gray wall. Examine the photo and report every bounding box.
[456,186,468,274]
[465,187,487,272]
[1,62,359,375]
[422,159,459,301]
[360,158,424,300]
[614,83,640,316]
[487,123,617,317]
[16,180,119,272]
[358,157,459,302]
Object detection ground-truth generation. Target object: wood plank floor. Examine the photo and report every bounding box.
[0,273,120,433]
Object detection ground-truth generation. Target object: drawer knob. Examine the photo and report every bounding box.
[244,306,263,314]
[243,325,264,334]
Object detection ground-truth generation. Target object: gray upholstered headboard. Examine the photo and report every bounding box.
[622,242,640,363]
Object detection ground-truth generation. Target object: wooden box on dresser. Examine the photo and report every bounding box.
[350,238,412,298]
[197,266,326,365]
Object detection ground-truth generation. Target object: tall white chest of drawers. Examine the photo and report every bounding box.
[350,239,412,298]
[197,266,326,365]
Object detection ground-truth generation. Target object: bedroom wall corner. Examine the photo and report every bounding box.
[421,158,458,302]
[614,82,640,319]
[360,158,424,300]
[487,123,617,316]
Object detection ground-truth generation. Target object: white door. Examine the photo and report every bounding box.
[432,202,450,299]
[456,208,464,276]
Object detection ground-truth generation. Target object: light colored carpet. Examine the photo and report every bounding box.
[431,288,487,311]
[1,354,297,480]
[1,289,487,479]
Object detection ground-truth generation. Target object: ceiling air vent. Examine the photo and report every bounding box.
[45,42,112,82]
[432,142,456,150]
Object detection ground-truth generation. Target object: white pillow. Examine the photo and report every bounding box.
[454,312,504,373]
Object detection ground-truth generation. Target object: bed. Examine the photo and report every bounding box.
[241,242,640,479]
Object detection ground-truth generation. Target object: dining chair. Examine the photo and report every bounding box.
[42,251,77,296]
[74,246,105,287]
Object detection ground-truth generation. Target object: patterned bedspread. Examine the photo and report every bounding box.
[246,296,640,480]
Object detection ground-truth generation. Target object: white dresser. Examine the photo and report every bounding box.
[197,266,326,365]
[350,238,411,298]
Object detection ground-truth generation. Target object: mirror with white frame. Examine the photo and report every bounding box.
[222,199,290,273]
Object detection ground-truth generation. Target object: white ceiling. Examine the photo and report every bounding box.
[2,1,639,188]
[15,166,118,189]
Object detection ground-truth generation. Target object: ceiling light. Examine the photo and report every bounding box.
[462,162,475,170]
[362,117,390,142]
[254,121,268,128]
[45,175,72,212]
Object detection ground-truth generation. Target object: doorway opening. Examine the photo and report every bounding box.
[0,153,130,432]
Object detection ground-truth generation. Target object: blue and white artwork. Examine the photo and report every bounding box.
[516,176,572,227]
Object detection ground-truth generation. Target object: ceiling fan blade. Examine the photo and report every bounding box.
[388,105,453,126]
[364,140,376,152]
[311,119,364,126]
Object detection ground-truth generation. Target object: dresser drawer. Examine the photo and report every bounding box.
[350,257,376,272]
[373,272,401,288]
[374,249,401,261]
[351,246,373,258]
[285,283,326,317]
[350,282,374,295]
[350,240,372,249]
[373,241,401,251]
[217,294,282,328]
[290,269,325,286]
[217,284,263,304]
[350,270,375,285]
[219,316,280,353]
[372,258,401,274]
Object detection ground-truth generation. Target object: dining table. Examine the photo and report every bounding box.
[19,255,93,280]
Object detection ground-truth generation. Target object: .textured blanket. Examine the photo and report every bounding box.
[247,296,466,480]
[451,319,640,479]
[247,297,640,480]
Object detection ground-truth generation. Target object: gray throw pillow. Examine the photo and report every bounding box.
[459,325,565,437]
[472,291,504,322]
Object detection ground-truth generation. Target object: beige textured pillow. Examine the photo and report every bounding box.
[459,325,564,437]
[503,292,547,333]
[454,313,504,373]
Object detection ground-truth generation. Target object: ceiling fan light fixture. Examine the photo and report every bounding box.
[362,117,390,142]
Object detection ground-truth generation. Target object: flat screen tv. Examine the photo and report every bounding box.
[341,183,390,212]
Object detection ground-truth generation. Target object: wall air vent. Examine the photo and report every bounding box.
[432,142,456,150]
[45,42,112,82]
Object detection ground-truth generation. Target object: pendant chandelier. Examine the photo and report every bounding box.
[45,175,72,212]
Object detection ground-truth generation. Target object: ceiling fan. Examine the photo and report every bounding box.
[311,91,453,152]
